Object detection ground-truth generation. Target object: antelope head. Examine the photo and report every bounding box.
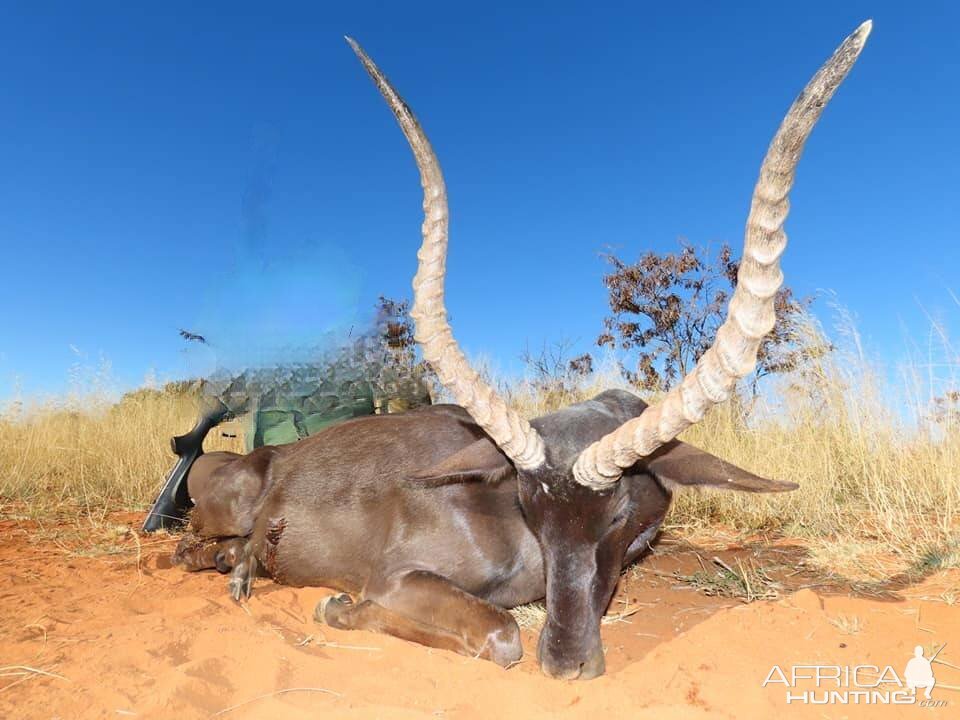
[347,21,871,679]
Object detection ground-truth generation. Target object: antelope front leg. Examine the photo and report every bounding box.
[315,571,522,668]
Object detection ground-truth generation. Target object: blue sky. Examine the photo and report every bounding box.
[1,1,957,401]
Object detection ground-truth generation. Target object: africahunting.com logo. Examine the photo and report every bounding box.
[762,644,948,707]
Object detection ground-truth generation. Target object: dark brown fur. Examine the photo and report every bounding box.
[173,390,790,677]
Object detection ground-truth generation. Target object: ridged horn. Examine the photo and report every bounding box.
[347,37,546,470]
[573,20,872,490]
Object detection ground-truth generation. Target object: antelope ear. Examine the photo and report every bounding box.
[644,441,797,493]
[407,438,516,486]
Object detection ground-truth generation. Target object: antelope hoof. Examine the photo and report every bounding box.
[228,555,257,602]
[228,574,251,602]
[314,593,353,624]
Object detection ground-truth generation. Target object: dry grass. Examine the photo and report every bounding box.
[511,597,647,630]
[669,339,960,580]
[0,382,243,520]
[672,556,781,603]
[2,312,958,583]
[509,602,548,630]
[828,614,864,635]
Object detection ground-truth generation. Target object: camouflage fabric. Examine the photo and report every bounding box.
[244,380,376,450]
[202,347,433,451]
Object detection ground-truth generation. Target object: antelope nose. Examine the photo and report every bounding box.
[539,648,605,681]
[540,657,584,680]
[578,647,606,680]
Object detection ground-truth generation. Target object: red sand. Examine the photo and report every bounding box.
[1,516,956,719]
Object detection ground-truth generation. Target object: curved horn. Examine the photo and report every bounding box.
[573,20,872,490]
[347,38,546,470]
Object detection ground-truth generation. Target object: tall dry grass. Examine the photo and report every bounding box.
[0,382,243,520]
[674,373,960,579]
[1,312,957,578]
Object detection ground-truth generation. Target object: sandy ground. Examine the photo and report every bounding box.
[1,515,957,719]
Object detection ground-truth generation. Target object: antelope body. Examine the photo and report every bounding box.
[171,23,871,679]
